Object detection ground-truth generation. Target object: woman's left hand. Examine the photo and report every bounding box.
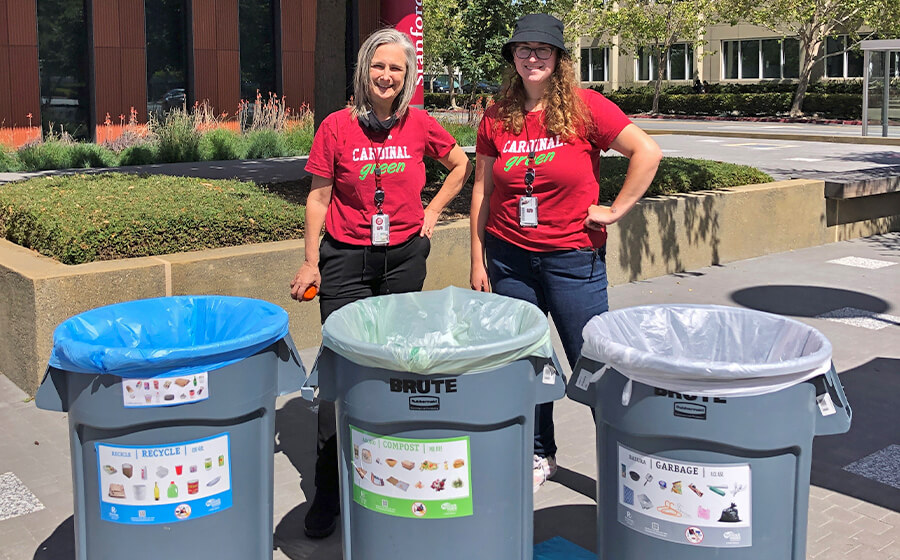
[420,208,440,238]
[584,204,618,229]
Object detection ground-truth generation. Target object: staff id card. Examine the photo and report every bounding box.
[519,196,538,227]
[371,213,390,245]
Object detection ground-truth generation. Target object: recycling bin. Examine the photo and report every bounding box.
[308,286,566,560]
[35,296,307,560]
[566,304,851,559]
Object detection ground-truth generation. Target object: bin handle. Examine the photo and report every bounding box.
[276,334,309,397]
[814,366,852,436]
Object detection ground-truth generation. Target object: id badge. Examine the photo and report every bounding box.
[371,213,390,245]
[518,195,538,227]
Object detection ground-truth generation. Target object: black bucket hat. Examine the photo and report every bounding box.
[501,14,568,62]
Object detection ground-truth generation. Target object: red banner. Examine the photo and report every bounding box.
[381,1,424,107]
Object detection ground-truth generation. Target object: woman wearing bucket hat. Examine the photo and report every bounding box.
[290,28,471,538]
[470,14,661,492]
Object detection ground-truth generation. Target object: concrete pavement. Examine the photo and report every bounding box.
[2,232,898,559]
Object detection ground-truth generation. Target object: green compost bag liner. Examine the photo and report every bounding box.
[321,286,552,375]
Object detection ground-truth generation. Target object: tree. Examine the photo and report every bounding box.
[568,0,720,114]
[424,0,466,107]
[722,0,900,116]
[314,0,347,129]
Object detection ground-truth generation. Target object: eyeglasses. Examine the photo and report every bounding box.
[514,45,555,60]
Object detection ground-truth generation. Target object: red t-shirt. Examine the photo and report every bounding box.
[475,89,631,251]
[305,107,456,245]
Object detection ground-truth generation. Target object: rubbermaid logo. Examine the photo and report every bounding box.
[674,402,707,420]
[409,396,440,411]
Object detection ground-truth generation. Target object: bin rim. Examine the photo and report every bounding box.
[321,286,553,375]
[47,295,290,377]
[580,303,833,396]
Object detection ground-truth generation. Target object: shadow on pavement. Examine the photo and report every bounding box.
[33,515,74,560]
[730,285,889,317]
[553,466,597,501]
[534,504,597,553]
[811,357,900,512]
[273,395,343,559]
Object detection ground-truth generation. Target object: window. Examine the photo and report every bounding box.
[580,47,608,82]
[146,0,189,118]
[37,0,90,138]
[239,0,277,100]
[635,44,694,81]
[722,38,799,80]
[825,35,863,78]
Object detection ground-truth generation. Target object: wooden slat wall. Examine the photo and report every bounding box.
[0,0,41,128]
[92,0,147,127]
[279,0,316,110]
[192,0,239,113]
[357,0,379,41]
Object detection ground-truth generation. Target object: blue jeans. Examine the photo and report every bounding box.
[485,233,609,457]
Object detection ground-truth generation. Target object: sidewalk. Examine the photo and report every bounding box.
[2,233,897,559]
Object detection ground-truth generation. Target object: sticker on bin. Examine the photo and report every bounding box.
[350,425,472,519]
[122,373,209,407]
[617,444,751,547]
[95,433,232,524]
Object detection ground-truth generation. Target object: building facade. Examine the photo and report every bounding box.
[0,0,382,140]
[577,23,886,90]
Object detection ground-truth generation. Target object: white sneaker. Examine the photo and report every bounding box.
[533,455,558,493]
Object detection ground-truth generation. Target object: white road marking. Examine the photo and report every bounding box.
[815,307,900,330]
[827,256,897,269]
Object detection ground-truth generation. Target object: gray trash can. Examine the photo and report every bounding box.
[566,304,851,559]
[308,286,565,559]
[35,295,307,560]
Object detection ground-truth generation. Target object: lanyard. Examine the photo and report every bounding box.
[368,133,389,214]
[523,119,536,196]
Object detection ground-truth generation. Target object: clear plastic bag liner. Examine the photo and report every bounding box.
[581,304,832,397]
[321,286,552,375]
[48,296,290,377]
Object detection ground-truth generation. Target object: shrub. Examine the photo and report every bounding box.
[119,143,159,166]
[598,156,773,202]
[245,129,288,159]
[439,122,477,147]
[282,122,314,156]
[68,143,118,168]
[0,173,306,264]
[153,108,201,163]
[199,128,246,161]
[0,144,20,172]
[17,141,76,171]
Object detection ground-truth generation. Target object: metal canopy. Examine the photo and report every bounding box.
[861,40,900,137]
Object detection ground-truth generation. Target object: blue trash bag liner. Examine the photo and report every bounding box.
[533,537,595,560]
[321,286,552,375]
[48,296,290,377]
[580,304,832,397]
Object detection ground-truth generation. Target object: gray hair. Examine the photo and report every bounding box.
[351,28,417,119]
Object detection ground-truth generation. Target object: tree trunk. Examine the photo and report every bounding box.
[448,66,457,109]
[791,37,823,117]
[652,49,667,115]
[314,0,347,129]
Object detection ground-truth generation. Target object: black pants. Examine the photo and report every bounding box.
[313,233,430,495]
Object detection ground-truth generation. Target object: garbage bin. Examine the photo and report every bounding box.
[308,286,565,559]
[565,304,851,559]
[34,296,307,560]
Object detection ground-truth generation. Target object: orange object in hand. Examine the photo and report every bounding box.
[301,285,318,301]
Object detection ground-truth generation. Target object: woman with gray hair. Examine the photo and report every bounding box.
[290,27,471,538]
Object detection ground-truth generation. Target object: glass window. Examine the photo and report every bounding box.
[146,0,188,118]
[825,36,844,78]
[591,48,606,82]
[847,47,863,78]
[761,39,782,79]
[581,48,591,82]
[637,47,653,81]
[239,0,276,100]
[670,44,687,80]
[783,39,800,79]
[723,41,739,79]
[36,0,90,139]
[740,40,759,79]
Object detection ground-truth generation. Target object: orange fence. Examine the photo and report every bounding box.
[0,127,42,149]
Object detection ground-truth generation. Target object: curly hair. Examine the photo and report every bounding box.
[496,50,596,144]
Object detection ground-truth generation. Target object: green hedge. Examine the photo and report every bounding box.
[0,173,306,264]
[605,92,861,119]
[425,92,497,110]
